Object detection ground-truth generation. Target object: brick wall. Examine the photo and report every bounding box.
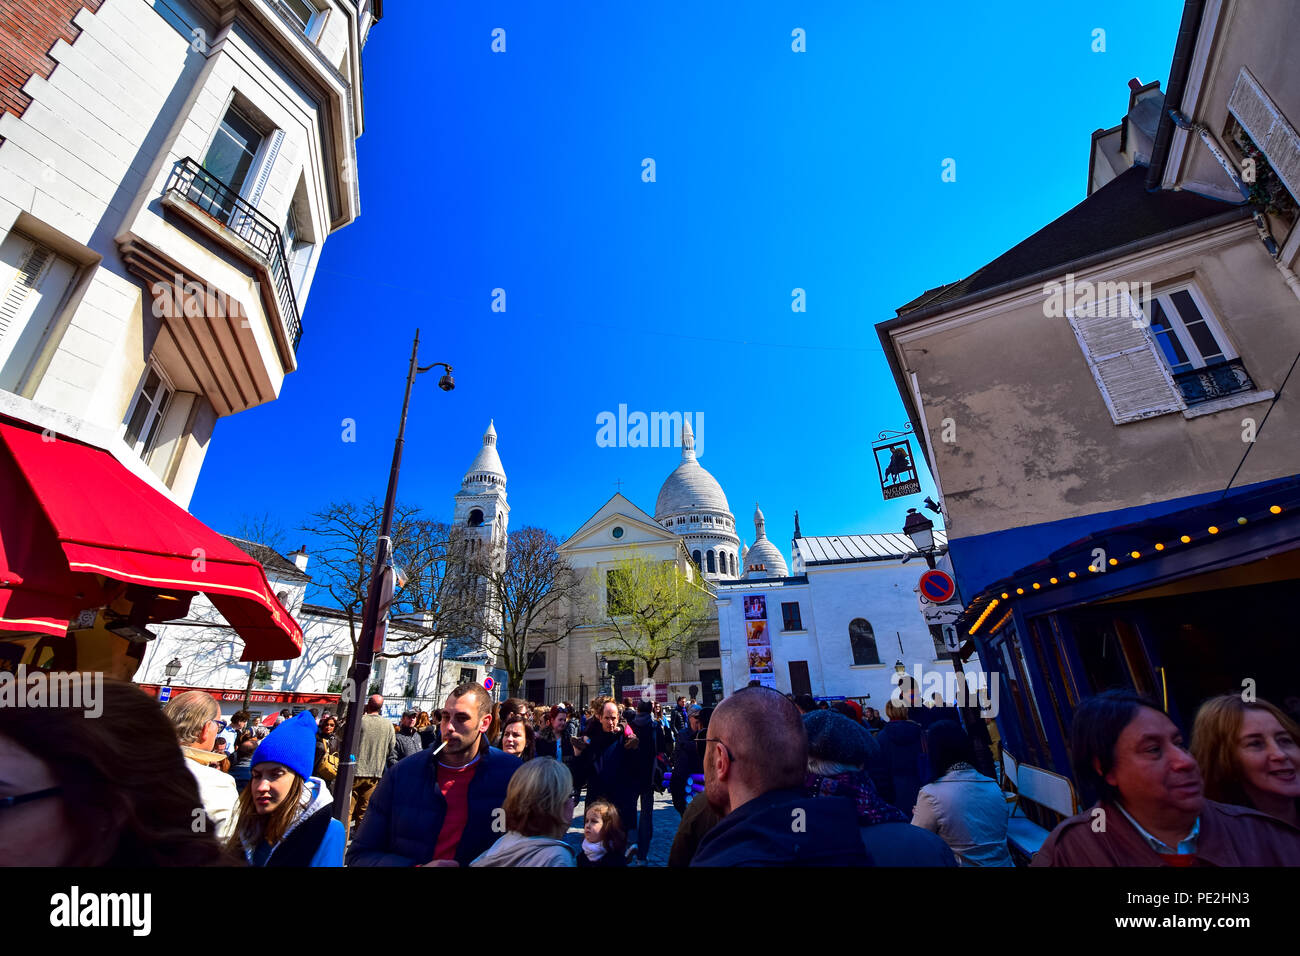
[0,0,105,119]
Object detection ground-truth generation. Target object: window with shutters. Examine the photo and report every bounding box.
[0,233,78,392]
[1226,67,1299,226]
[122,364,174,459]
[1069,285,1262,420]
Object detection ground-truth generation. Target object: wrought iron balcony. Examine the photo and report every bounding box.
[1173,358,1256,406]
[163,157,302,350]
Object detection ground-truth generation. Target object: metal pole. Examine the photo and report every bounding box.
[924,548,979,739]
[332,330,422,829]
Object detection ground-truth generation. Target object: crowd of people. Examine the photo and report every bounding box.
[1,675,1298,867]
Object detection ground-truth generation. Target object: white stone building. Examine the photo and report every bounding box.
[0,0,381,506]
[135,536,488,722]
[714,515,968,704]
[652,419,741,581]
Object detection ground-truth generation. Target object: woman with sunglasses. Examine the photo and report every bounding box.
[164,690,240,839]
[0,676,233,865]
[314,714,340,782]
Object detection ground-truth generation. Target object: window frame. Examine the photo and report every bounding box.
[122,362,174,460]
[279,0,328,40]
[781,601,803,631]
[1143,283,1237,376]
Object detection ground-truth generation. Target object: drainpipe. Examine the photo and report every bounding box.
[1169,109,1300,302]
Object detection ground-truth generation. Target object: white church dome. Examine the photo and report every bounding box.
[653,420,730,517]
[743,503,789,578]
[462,420,506,485]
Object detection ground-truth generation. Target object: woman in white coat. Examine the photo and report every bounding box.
[911,719,1014,866]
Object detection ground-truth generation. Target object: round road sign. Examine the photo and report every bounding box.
[483,676,495,691]
[919,569,956,604]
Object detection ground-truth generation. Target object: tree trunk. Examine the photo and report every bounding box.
[241,661,258,712]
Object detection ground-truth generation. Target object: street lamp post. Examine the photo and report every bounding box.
[165,657,181,686]
[332,330,453,830]
[904,506,977,730]
[599,656,610,698]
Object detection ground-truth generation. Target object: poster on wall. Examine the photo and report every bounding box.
[744,595,767,620]
[746,620,768,646]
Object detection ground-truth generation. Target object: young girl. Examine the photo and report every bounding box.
[227,711,345,867]
[578,799,628,867]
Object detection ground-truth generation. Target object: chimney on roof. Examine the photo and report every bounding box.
[1128,77,1144,92]
[288,545,309,572]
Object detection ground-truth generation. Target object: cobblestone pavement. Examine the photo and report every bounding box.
[565,788,685,866]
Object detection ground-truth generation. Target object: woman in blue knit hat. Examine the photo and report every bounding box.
[226,711,345,867]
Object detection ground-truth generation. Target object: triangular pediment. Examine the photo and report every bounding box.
[560,493,678,551]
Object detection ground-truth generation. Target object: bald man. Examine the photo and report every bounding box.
[690,687,871,866]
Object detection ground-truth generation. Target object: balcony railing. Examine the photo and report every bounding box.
[164,157,303,350]
[1173,359,1256,406]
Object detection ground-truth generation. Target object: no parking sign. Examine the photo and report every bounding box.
[918,569,956,604]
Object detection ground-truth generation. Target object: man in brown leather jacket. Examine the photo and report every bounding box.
[1032,689,1300,866]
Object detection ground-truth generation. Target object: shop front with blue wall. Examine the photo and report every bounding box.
[949,476,1300,782]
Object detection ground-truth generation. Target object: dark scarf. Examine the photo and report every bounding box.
[805,769,908,826]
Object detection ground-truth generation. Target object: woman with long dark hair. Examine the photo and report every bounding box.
[0,675,233,866]
[314,714,340,782]
[227,711,345,866]
[500,712,536,760]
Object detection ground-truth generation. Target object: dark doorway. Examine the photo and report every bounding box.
[609,662,636,703]
[699,669,723,707]
[525,679,546,704]
[788,660,812,697]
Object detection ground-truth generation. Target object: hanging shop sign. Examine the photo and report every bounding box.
[872,426,922,500]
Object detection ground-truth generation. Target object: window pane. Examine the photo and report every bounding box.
[123,394,151,449]
[204,109,262,193]
[1169,290,1206,325]
[1184,320,1223,363]
[282,0,315,31]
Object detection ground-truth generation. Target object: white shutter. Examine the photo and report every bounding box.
[1067,291,1185,424]
[0,240,53,346]
[1229,66,1300,204]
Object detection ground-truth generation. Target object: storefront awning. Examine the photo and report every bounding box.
[0,420,302,660]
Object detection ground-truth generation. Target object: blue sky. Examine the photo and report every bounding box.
[191,0,1186,559]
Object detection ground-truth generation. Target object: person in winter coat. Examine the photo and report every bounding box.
[629,700,661,861]
[670,706,706,815]
[389,710,424,767]
[535,705,576,765]
[163,690,239,840]
[578,799,629,867]
[417,710,441,750]
[470,758,577,867]
[347,683,522,866]
[804,710,955,866]
[911,720,1013,866]
[313,715,340,782]
[571,699,643,840]
[227,711,346,866]
[877,699,926,814]
[691,688,871,866]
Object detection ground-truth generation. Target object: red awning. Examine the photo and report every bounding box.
[0,420,302,660]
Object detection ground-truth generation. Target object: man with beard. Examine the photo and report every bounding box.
[346,683,521,866]
[572,698,642,844]
[689,687,871,866]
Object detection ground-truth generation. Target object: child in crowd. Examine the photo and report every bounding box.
[578,799,629,867]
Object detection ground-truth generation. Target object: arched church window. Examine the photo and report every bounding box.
[692,550,701,569]
[468,509,484,527]
[849,619,880,666]
[707,550,716,573]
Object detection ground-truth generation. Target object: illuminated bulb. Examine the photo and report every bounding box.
[1270,505,1282,514]
[1154,543,1165,551]
[1015,588,1024,595]
[1237,517,1247,526]
[1208,526,1219,534]
[1130,551,1140,559]
[1108,558,1118,566]
[1032,583,1040,590]
[1049,577,1058,584]
[1001,592,1009,599]
[1180,535,1191,544]
[1068,571,1077,578]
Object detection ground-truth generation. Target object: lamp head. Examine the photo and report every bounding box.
[438,372,455,392]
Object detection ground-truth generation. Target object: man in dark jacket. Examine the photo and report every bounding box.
[572,699,643,838]
[691,687,871,867]
[670,706,703,815]
[389,710,423,767]
[630,700,661,862]
[347,683,521,867]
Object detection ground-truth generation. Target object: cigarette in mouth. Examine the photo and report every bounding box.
[432,741,448,755]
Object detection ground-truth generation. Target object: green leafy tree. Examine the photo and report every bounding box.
[594,550,714,678]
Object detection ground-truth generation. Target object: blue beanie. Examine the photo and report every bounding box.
[251,710,318,779]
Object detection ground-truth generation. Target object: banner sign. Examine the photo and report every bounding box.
[872,429,922,501]
[744,595,777,689]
